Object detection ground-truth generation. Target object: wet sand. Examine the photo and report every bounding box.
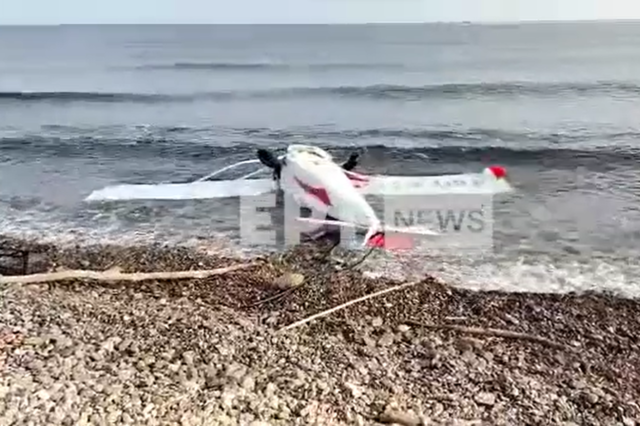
[1,235,639,425]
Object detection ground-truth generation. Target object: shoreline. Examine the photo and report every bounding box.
[1,235,639,424]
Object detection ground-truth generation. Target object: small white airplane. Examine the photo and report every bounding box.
[85,144,513,250]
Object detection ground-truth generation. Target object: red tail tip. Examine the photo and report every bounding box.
[366,232,414,251]
[367,233,385,248]
[487,165,507,179]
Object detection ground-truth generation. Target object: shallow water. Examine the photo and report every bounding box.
[1,23,640,297]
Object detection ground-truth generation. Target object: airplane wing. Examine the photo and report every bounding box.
[85,179,275,201]
[344,166,513,196]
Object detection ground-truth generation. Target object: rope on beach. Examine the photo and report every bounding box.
[278,279,423,332]
[0,262,260,285]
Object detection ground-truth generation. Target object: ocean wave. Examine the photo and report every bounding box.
[6,125,640,145]
[307,81,640,99]
[137,62,402,71]
[2,81,639,103]
[0,91,173,102]
[235,127,640,143]
[2,126,638,169]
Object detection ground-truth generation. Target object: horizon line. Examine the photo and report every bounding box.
[2,18,640,26]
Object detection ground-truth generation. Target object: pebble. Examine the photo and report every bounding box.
[241,375,255,392]
[273,273,305,289]
[23,337,46,347]
[101,337,120,353]
[344,381,363,399]
[277,406,291,420]
[397,324,411,333]
[458,337,484,352]
[117,339,133,353]
[379,407,421,426]
[265,383,278,397]
[89,351,104,362]
[431,402,445,417]
[160,350,175,361]
[378,332,395,347]
[182,351,195,366]
[481,351,494,363]
[570,379,586,390]
[474,392,496,406]
[225,363,248,382]
[582,391,599,405]
[363,335,377,348]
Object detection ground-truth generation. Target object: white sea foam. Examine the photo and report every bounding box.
[1,214,638,299]
[363,250,640,298]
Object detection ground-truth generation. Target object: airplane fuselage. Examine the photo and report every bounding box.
[277,145,380,232]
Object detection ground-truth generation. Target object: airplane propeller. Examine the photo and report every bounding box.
[257,148,282,179]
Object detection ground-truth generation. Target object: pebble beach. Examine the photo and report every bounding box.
[1,236,638,425]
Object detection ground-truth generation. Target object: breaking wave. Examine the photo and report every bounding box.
[2,125,639,170]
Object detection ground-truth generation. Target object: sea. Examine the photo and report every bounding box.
[1,22,639,297]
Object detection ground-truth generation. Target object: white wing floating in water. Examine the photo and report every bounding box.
[84,158,276,202]
[84,179,276,201]
[352,167,514,195]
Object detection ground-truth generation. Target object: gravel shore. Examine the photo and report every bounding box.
[1,236,639,425]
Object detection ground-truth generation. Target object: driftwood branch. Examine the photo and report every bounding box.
[279,280,422,332]
[407,321,568,351]
[0,263,258,286]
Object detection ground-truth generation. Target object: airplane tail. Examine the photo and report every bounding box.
[363,224,438,251]
[363,231,414,251]
[296,217,439,252]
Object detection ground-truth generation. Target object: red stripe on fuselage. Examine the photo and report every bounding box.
[294,176,332,206]
[344,171,369,188]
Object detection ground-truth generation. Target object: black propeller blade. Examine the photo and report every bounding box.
[341,152,359,171]
[257,149,282,179]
